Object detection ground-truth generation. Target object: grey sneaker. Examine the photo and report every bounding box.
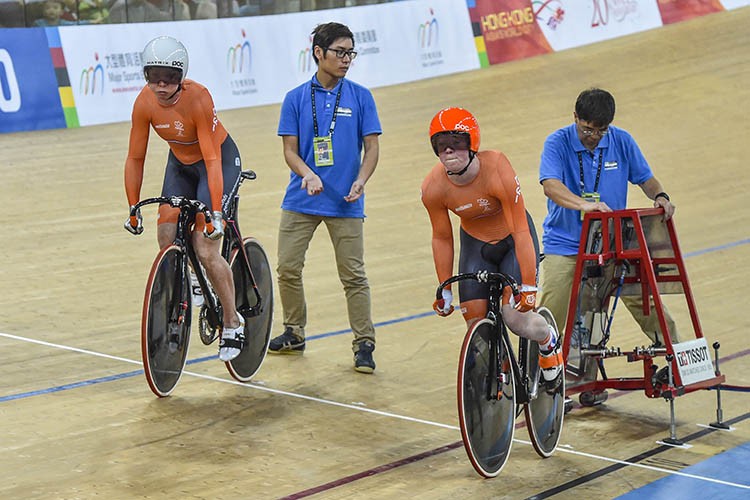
[354,341,375,374]
[268,327,305,355]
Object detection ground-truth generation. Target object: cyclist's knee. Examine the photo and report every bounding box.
[461,299,486,326]
[501,305,524,333]
[192,233,220,261]
[157,223,176,249]
[502,306,547,342]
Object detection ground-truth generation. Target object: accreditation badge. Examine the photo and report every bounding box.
[313,136,334,167]
[581,191,600,221]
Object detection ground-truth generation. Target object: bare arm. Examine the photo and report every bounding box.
[639,176,675,220]
[345,133,380,202]
[281,135,323,196]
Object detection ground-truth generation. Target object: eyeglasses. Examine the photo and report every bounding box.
[326,48,358,60]
[145,67,182,85]
[578,124,609,137]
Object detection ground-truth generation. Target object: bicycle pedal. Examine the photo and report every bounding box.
[543,374,563,394]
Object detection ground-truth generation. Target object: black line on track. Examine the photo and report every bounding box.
[525,411,750,499]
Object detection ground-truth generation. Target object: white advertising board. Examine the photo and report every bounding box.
[719,0,750,8]
[534,0,664,52]
[58,0,478,127]
[673,337,716,386]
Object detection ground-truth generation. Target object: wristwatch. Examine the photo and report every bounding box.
[655,192,670,202]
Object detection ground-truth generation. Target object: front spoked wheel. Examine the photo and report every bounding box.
[226,237,274,382]
[457,318,516,478]
[524,306,565,457]
[141,245,191,397]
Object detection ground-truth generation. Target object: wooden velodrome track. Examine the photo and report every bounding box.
[2,8,749,499]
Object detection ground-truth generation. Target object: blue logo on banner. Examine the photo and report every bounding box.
[0,28,66,133]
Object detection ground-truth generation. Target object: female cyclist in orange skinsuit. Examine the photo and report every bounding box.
[420,107,562,382]
[123,36,244,362]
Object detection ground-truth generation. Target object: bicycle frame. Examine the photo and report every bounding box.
[440,270,565,477]
[137,168,275,396]
[483,276,532,407]
[131,170,264,332]
[438,272,532,404]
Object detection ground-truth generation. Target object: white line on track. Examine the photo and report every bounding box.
[2,331,748,490]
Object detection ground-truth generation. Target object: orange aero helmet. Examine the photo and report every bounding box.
[429,107,480,155]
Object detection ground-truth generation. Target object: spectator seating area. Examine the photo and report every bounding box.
[0,0,388,27]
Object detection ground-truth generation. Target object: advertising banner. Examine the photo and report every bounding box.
[657,0,724,24]
[0,28,66,133]
[59,22,192,127]
[272,0,479,89]
[469,0,553,64]
[719,0,750,8]
[533,0,664,52]
[3,0,744,132]
[673,338,715,386]
[58,18,310,127]
[57,0,478,127]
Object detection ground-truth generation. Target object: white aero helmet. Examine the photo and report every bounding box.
[142,36,188,83]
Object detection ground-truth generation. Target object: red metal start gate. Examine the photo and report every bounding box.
[560,208,728,442]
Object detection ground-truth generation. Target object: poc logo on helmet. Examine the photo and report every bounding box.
[172,61,184,68]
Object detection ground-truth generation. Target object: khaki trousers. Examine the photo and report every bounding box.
[277,210,375,349]
[538,254,679,345]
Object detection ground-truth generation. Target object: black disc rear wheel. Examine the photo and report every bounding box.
[524,306,565,457]
[226,237,273,382]
[141,245,191,397]
[457,319,516,478]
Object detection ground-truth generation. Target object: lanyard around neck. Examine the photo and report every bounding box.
[311,80,343,138]
[577,148,604,193]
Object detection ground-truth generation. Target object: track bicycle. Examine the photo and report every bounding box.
[436,271,565,478]
[131,169,273,397]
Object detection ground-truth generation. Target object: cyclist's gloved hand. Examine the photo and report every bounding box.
[516,284,537,312]
[124,206,143,235]
[433,288,454,317]
[501,284,537,312]
[205,210,224,240]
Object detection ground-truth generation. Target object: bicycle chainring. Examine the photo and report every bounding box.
[198,305,220,345]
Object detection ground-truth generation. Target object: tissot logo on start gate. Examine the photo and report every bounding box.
[673,338,715,385]
[676,344,709,367]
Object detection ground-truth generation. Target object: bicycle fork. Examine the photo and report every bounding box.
[227,220,264,319]
[489,325,517,402]
[186,245,222,331]
[167,252,191,353]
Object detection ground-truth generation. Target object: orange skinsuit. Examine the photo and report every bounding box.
[421,150,537,288]
[124,80,228,226]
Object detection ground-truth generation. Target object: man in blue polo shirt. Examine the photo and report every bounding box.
[269,22,382,373]
[538,88,677,346]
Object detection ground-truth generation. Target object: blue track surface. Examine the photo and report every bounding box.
[615,442,750,499]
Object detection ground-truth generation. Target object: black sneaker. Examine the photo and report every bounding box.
[354,341,376,373]
[268,327,305,355]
